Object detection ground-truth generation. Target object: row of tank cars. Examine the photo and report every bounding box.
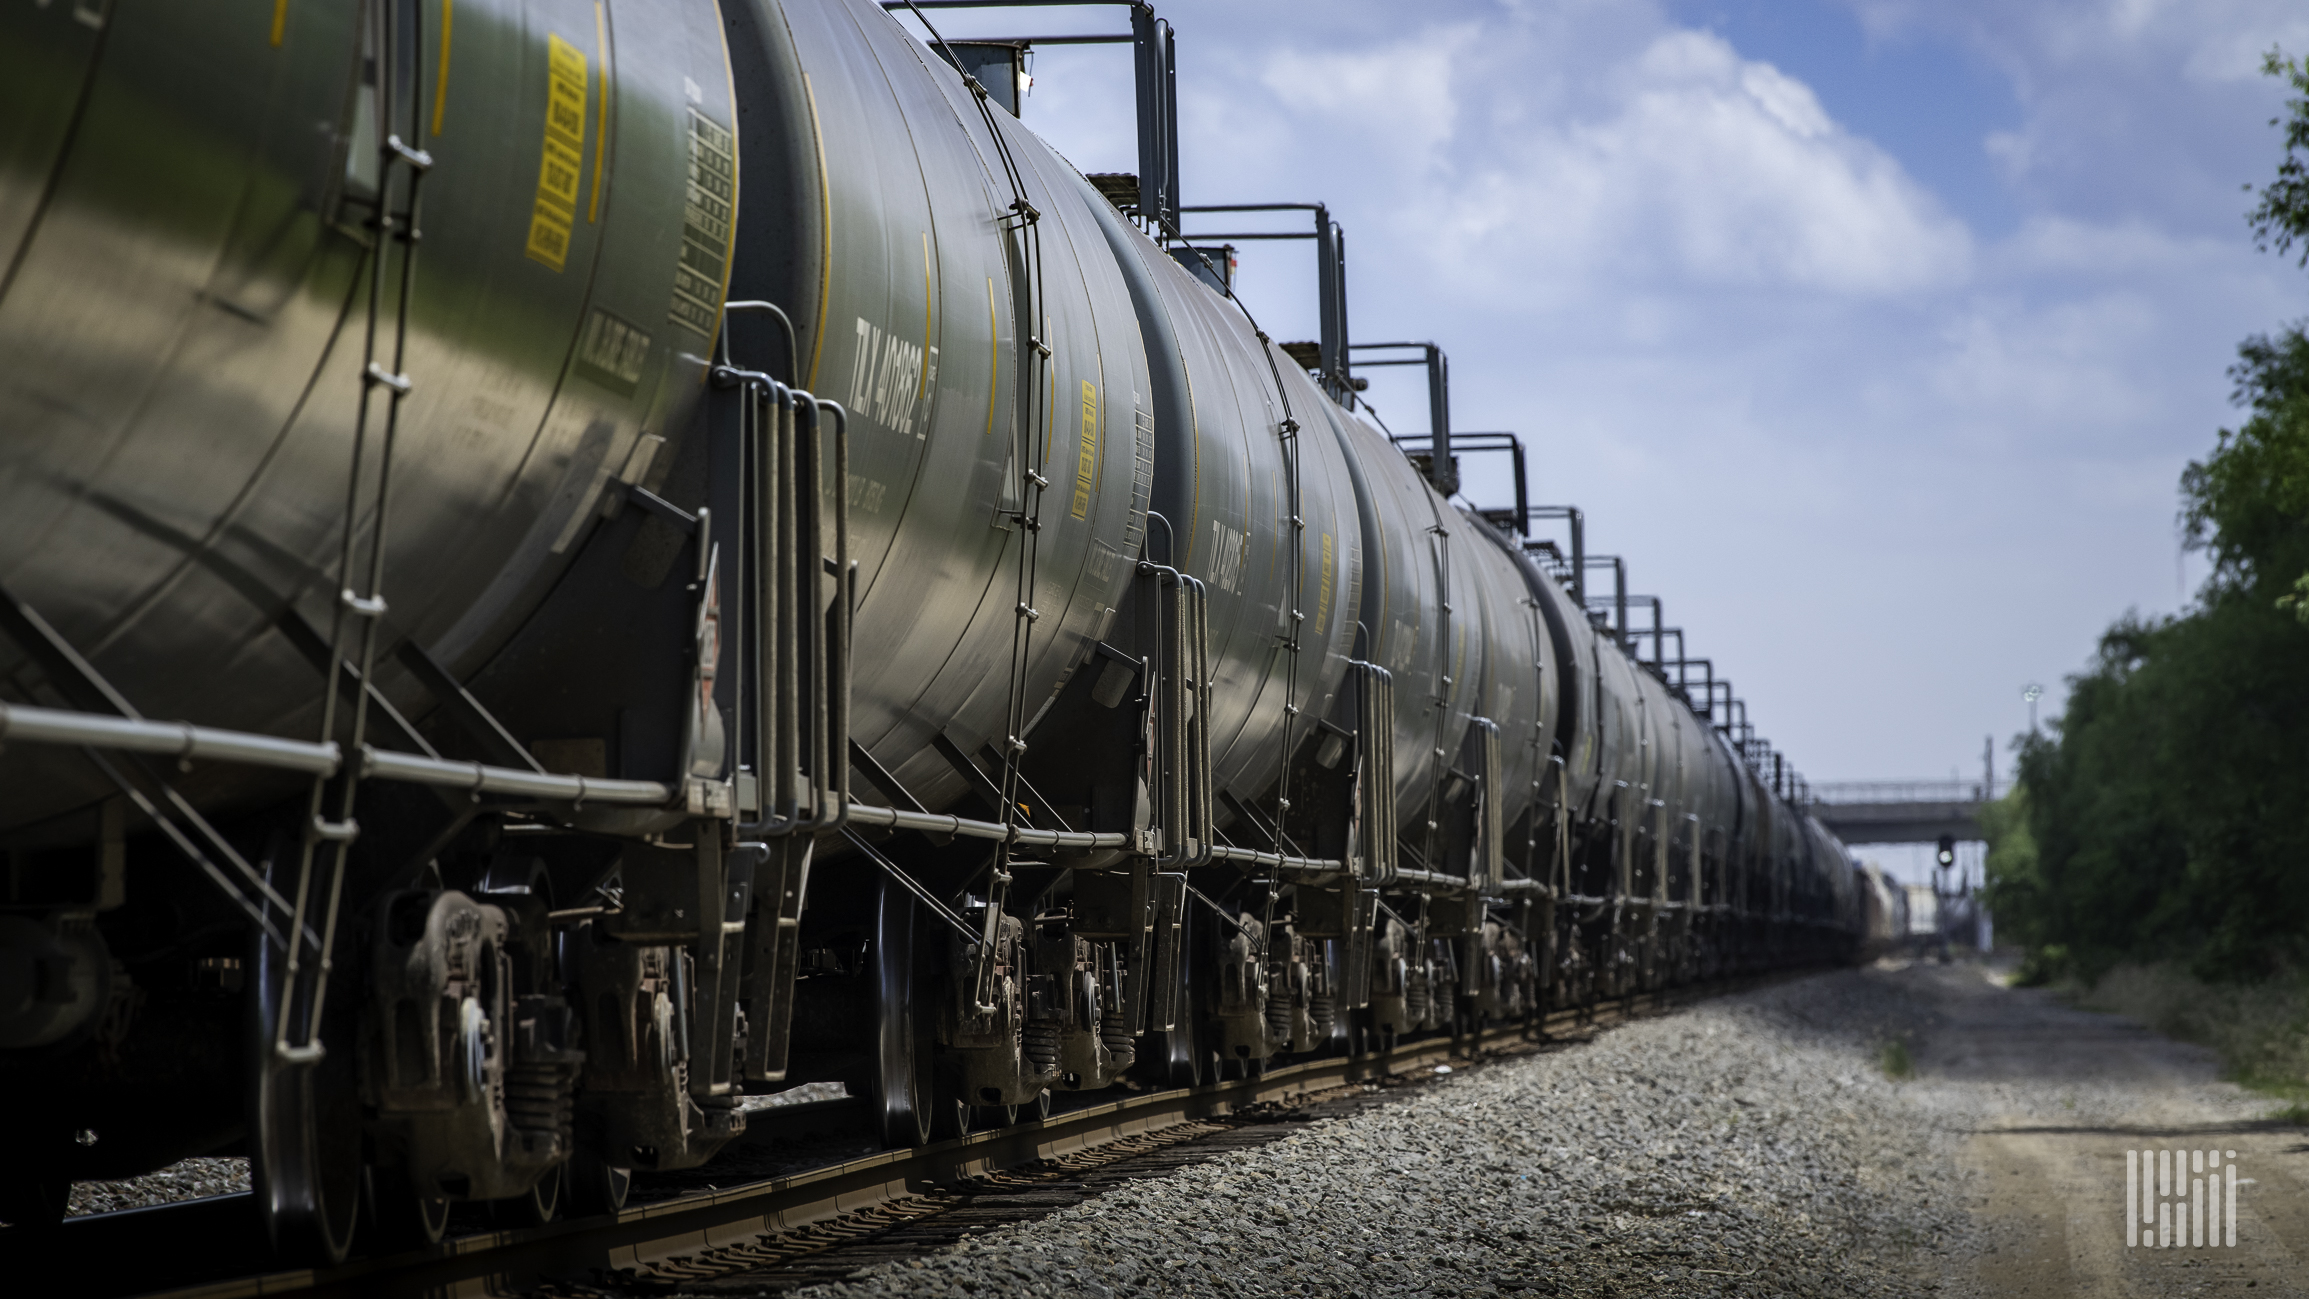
[1856,864,1915,960]
[0,0,1869,1262]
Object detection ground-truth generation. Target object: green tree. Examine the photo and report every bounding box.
[2184,326,2309,621]
[2240,47,2309,621]
[2017,602,2309,981]
[2248,48,2309,266]
[1978,782,2050,969]
[2008,49,2309,981]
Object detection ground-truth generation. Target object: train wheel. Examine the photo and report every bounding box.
[931,1075,981,1141]
[0,1135,68,1228]
[252,1059,362,1262]
[934,1097,973,1141]
[994,1090,1051,1127]
[0,1176,66,1228]
[869,878,933,1149]
[566,1148,630,1216]
[1138,905,1201,1088]
[252,903,363,1266]
[365,1166,450,1249]
[1196,1014,1226,1085]
[1149,1023,1201,1087]
[501,1162,564,1227]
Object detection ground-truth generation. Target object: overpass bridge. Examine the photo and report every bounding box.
[1804,780,2010,845]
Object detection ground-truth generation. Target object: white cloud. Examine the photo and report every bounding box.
[1736,60,1834,140]
[1991,214,2230,276]
[1418,29,1973,300]
[1982,129,2031,184]
[2105,0,2167,41]
[1168,17,1969,306]
[1257,26,1476,164]
[1926,291,2163,433]
[2181,23,2309,85]
[1866,0,2300,63]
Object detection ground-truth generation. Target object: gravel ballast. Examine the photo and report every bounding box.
[50,968,1989,1294]
[789,969,1974,1299]
[64,1156,250,1218]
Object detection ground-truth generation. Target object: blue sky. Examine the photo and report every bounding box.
[890,0,2308,872]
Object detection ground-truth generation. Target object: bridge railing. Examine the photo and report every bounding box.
[1805,778,2014,806]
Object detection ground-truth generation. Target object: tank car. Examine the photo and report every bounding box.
[0,0,1864,1260]
[1856,862,1912,960]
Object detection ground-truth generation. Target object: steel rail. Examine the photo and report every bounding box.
[70,977,1797,1299]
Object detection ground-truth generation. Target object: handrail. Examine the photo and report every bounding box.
[0,702,338,773]
[842,800,1128,850]
[362,749,672,804]
[0,701,674,805]
[0,699,1366,846]
[1206,843,1346,875]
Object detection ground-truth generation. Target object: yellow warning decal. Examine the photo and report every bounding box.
[588,0,608,221]
[525,33,588,271]
[432,0,454,136]
[984,279,999,436]
[1315,531,1334,633]
[1071,381,1098,520]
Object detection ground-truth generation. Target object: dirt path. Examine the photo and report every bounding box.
[1900,961,2309,1297]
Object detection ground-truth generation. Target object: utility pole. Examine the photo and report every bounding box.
[1982,734,1994,801]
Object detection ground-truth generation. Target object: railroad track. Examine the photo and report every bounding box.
[17,977,1787,1299]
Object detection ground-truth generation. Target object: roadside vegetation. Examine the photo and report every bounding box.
[2076,965,2309,1121]
[1876,1037,1915,1082]
[1978,51,2309,1117]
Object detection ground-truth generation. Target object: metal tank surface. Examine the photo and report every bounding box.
[1098,211,1364,823]
[1325,411,1471,839]
[0,0,735,832]
[0,0,1870,1267]
[721,0,1155,815]
[1530,553,1606,820]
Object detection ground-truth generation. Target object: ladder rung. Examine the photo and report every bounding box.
[363,362,412,394]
